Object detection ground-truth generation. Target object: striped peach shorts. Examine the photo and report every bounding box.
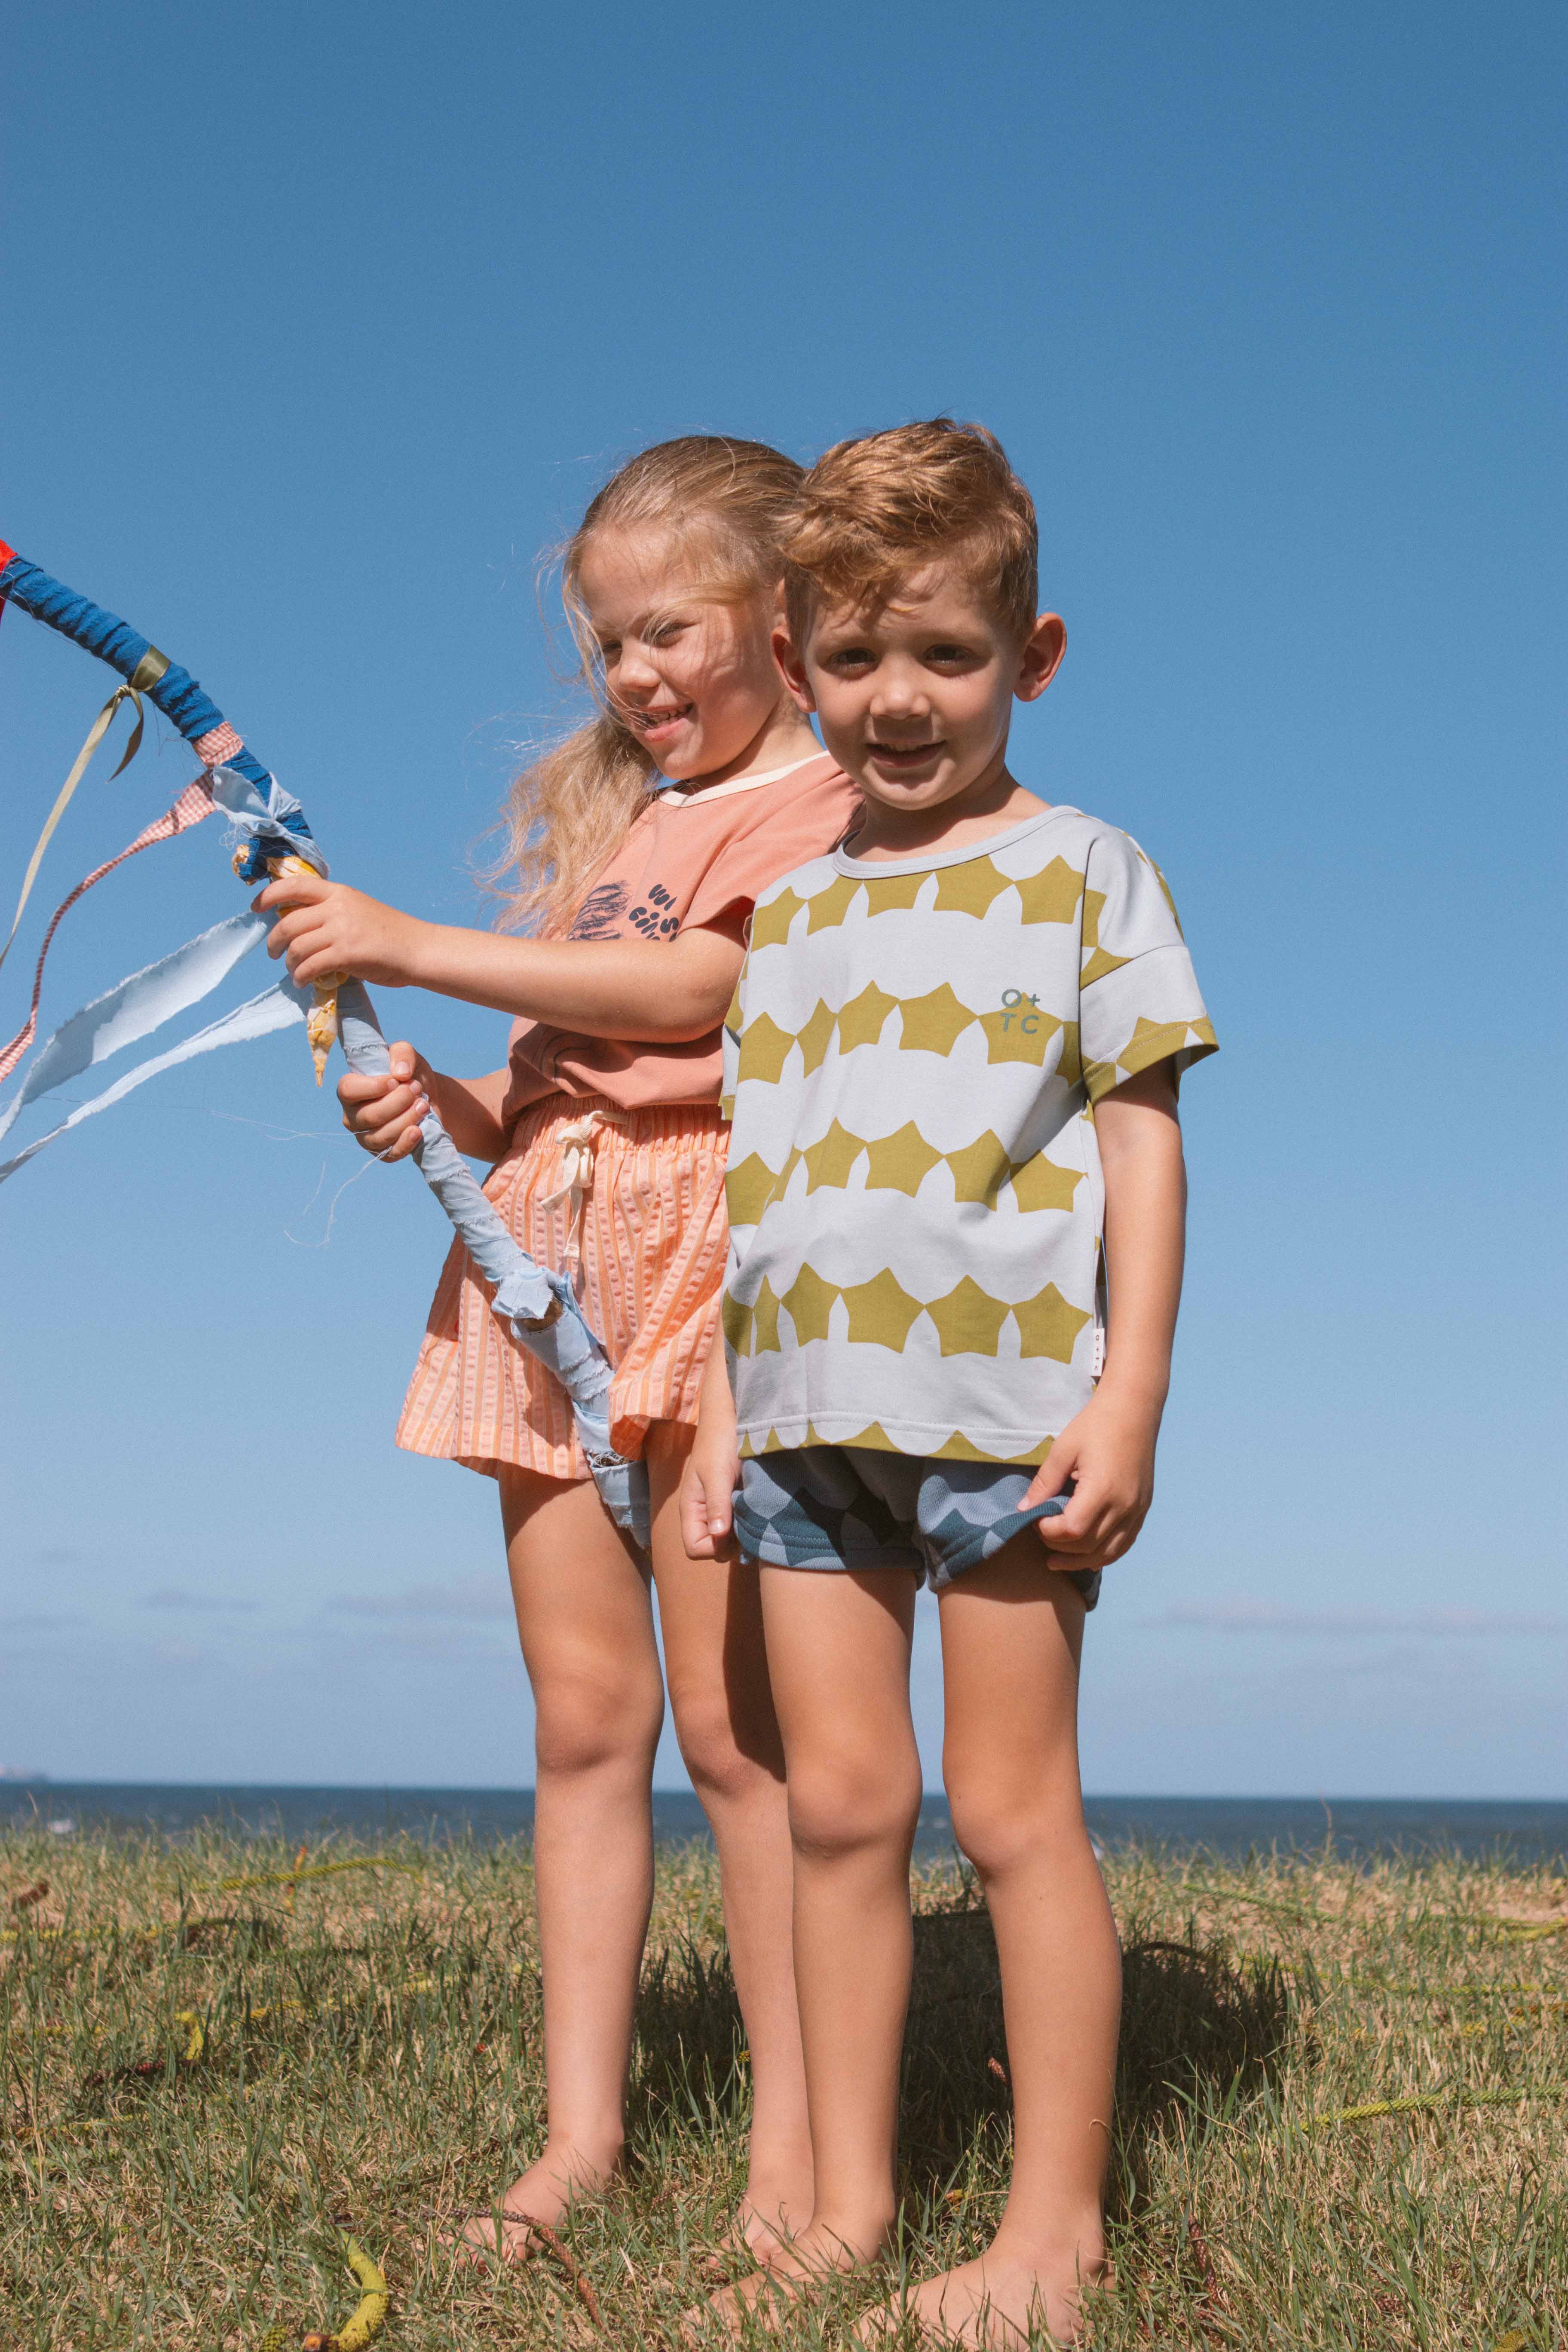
[396,1092,729,1482]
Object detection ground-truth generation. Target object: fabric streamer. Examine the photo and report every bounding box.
[0,910,265,1144]
[0,653,164,975]
[0,540,649,1545]
[0,982,311,1185]
[0,778,221,1089]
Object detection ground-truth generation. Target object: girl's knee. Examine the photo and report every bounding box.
[534,1665,663,1780]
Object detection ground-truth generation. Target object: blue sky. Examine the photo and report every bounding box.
[1,1,1562,1796]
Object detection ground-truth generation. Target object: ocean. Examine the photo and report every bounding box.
[2,1782,1565,1865]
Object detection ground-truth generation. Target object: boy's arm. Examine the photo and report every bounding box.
[1025,1059,1187,1569]
[255,872,745,1042]
[680,1331,741,1560]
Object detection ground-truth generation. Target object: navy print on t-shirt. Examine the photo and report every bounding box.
[569,879,681,943]
[569,882,628,940]
[627,883,681,940]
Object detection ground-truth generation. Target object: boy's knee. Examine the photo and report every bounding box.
[786,1749,922,1864]
[945,1765,1079,1878]
[668,1683,772,1803]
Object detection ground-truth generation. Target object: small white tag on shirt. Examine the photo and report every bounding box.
[1092,1325,1106,1378]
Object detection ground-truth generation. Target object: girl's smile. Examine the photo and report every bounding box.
[625,700,695,744]
[575,527,814,787]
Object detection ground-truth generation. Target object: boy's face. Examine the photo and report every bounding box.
[776,564,1065,829]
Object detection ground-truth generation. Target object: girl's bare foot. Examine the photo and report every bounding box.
[698,2200,795,2281]
[445,2138,620,2265]
[683,2218,887,2340]
[858,2239,1106,2348]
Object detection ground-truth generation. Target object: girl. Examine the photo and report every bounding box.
[258,438,861,2262]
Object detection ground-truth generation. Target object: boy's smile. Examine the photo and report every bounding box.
[776,565,1066,858]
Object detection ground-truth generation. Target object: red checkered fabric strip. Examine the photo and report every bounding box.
[0,778,218,1086]
[192,722,245,768]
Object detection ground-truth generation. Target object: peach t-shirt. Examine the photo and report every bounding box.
[499,750,859,1128]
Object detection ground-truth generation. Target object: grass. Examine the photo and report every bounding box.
[1,1828,1564,2349]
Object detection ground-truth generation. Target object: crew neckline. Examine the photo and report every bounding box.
[657,750,831,807]
[833,800,1079,877]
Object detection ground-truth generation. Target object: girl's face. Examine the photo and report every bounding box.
[575,527,786,782]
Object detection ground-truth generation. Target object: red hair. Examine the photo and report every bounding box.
[782,418,1038,647]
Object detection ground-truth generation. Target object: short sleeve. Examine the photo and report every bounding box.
[683,768,857,935]
[1078,830,1217,1103]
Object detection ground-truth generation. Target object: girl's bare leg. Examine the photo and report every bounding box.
[462,1466,665,2252]
[648,1425,814,2251]
[870,1546,1117,2347]
[696,1565,919,2332]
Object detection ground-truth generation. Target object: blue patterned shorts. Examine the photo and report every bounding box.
[734,1446,1102,1603]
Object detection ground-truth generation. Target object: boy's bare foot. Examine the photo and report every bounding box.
[683,2218,885,2340]
[858,2240,1105,2347]
[443,2138,619,2265]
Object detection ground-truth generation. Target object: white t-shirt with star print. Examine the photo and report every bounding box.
[719,802,1216,1467]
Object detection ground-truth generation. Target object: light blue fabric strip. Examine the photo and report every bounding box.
[208,766,324,873]
[0,982,311,1186]
[0,912,267,1148]
[336,979,650,1547]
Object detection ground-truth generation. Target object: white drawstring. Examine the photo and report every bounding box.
[538,1108,622,1267]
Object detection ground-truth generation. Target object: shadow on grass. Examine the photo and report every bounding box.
[904,1895,1302,2216]
[899,1903,1011,2189]
[631,1936,747,2136]
[631,1892,1304,2219]
[1109,1927,1301,2218]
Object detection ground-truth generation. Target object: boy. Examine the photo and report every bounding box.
[681,419,1216,2346]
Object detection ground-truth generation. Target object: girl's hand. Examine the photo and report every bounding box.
[337,1041,432,1161]
[680,1421,741,1561]
[1023,1385,1162,1573]
[254,872,429,989]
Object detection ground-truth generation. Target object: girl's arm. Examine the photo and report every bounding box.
[255,873,744,1040]
[1024,1059,1187,1569]
[680,1331,741,1560]
[338,1046,511,1163]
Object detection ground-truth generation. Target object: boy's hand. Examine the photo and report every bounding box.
[1024,1385,1162,1573]
[337,1041,432,1161]
[254,872,429,989]
[680,1421,741,1561]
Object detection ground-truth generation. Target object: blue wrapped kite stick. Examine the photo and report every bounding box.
[0,542,649,1545]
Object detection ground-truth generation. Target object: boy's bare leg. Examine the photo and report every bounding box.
[867,1541,1117,2346]
[694,1565,921,2332]
[458,1467,665,2256]
[648,1424,815,2254]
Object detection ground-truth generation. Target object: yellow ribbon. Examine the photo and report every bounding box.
[216,1855,424,1892]
[1296,2081,1564,2130]
[1,646,169,977]
[302,2236,389,2352]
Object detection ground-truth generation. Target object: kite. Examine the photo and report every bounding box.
[0,543,649,1544]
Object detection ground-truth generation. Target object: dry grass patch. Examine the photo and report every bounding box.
[1,1828,1562,2347]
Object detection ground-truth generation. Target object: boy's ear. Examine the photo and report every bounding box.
[1014,613,1067,704]
[773,624,818,715]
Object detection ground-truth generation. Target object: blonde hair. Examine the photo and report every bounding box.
[781,417,1038,649]
[497,436,805,936]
